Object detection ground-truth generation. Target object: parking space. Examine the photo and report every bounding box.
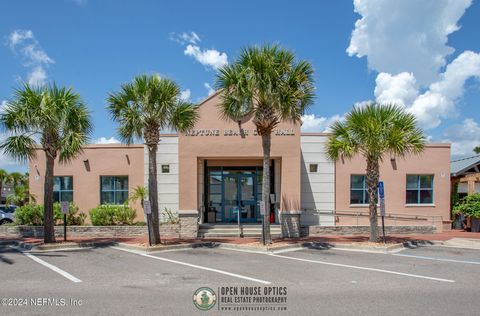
[1,243,480,315]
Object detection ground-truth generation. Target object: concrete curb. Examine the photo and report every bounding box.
[117,241,217,253]
[0,238,448,254]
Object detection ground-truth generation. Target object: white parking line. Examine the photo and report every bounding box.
[270,253,455,283]
[13,248,82,283]
[392,253,480,265]
[111,246,271,285]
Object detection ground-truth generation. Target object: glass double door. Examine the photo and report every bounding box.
[222,173,259,223]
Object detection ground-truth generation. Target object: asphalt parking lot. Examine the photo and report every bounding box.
[1,243,480,315]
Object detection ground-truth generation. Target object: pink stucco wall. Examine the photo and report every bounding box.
[29,144,145,221]
[335,144,451,231]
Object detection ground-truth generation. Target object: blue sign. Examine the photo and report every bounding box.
[378,181,384,199]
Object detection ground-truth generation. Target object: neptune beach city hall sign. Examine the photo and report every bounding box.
[185,128,295,137]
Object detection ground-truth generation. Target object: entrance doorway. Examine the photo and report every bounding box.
[205,165,274,223]
[223,173,257,223]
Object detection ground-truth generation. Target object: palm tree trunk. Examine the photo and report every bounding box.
[43,152,56,243]
[261,134,272,244]
[147,144,161,245]
[366,157,380,242]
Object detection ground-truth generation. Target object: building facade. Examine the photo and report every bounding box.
[29,92,452,234]
[29,144,145,220]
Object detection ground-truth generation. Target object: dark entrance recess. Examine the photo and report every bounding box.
[204,161,275,223]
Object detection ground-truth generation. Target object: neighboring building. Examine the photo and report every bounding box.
[451,155,480,198]
[1,183,14,204]
[28,92,452,234]
[451,155,480,231]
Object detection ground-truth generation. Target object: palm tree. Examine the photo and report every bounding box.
[6,185,36,206]
[0,169,12,204]
[9,172,27,186]
[107,74,198,245]
[216,45,315,244]
[0,83,92,243]
[326,103,425,242]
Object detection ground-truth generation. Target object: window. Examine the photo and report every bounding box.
[309,164,318,173]
[161,164,170,173]
[100,176,128,204]
[350,175,369,204]
[53,176,73,202]
[406,175,434,204]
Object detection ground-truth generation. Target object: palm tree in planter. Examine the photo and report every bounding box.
[0,83,92,243]
[129,185,148,208]
[216,45,315,244]
[107,74,198,245]
[326,103,425,242]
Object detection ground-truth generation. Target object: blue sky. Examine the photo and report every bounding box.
[1,0,479,172]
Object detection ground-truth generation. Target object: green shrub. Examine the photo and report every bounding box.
[453,193,480,219]
[114,206,137,225]
[14,202,85,226]
[14,204,44,225]
[89,204,137,226]
[161,207,179,224]
[53,202,87,225]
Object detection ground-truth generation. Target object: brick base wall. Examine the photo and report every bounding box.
[0,224,182,239]
[178,214,198,238]
[301,225,436,236]
[281,213,301,238]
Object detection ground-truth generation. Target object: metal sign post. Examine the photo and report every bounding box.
[378,181,386,243]
[259,200,266,245]
[236,206,243,238]
[60,202,69,242]
[143,200,152,246]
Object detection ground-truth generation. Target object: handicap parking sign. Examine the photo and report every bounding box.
[378,181,384,199]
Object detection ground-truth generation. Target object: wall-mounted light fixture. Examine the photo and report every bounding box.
[390,157,397,170]
[83,159,90,172]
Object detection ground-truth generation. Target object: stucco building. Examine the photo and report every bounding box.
[29,92,452,236]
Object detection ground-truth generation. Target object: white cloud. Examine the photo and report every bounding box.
[22,44,54,65]
[7,29,33,48]
[442,118,480,157]
[94,137,120,144]
[170,32,200,45]
[374,72,418,107]
[171,31,228,70]
[27,66,48,86]
[347,0,473,86]
[184,44,228,70]
[375,51,480,129]
[5,29,54,87]
[204,83,215,96]
[301,114,344,132]
[180,89,191,101]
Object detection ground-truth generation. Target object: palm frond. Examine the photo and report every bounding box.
[326,103,426,162]
[215,44,315,132]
